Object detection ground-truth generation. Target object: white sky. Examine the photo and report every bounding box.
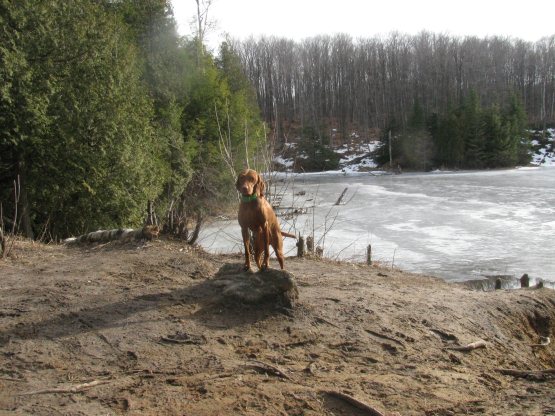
[171,0,555,52]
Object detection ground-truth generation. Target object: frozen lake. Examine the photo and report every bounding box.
[198,167,555,284]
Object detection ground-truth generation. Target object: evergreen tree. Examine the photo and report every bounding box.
[461,90,485,168]
[432,108,464,168]
[296,127,340,171]
[0,0,168,238]
[482,105,511,167]
[108,0,194,211]
[504,93,530,165]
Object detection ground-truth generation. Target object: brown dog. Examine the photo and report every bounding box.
[236,169,295,271]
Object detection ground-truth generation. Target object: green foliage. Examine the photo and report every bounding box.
[373,93,531,170]
[505,93,531,165]
[462,90,486,168]
[179,41,266,212]
[296,127,340,171]
[0,0,267,239]
[0,0,170,238]
[373,108,434,171]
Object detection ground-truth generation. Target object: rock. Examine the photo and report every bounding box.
[213,264,298,308]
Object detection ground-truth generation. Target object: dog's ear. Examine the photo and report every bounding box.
[254,173,265,197]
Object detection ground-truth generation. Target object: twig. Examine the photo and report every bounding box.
[334,235,363,261]
[19,379,110,395]
[244,360,292,380]
[0,377,25,382]
[444,340,487,351]
[322,390,385,416]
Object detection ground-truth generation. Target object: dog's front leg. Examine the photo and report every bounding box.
[241,227,251,271]
[254,229,263,270]
[261,221,270,270]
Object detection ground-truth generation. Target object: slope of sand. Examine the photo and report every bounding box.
[1,239,554,415]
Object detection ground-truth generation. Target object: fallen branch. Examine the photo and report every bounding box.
[444,340,487,351]
[19,379,110,395]
[496,368,555,380]
[313,316,340,328]
[334,187,349,205]
[322,390,385,416]
[530,336,550,348]
[244,360,291,380]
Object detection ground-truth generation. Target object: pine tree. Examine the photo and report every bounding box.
[504,93,530,165]
[462,90,485,168]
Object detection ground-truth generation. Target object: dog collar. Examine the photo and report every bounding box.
[241,194,258,203]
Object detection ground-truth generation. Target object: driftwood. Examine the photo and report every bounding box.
[322,390,385,416]
[530,336,551,347]
[335,187,349,205]
[444,340,487,351]
[19,380,110,395]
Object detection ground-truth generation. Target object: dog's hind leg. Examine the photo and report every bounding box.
[271,231,285,270]
[261,222,271,270]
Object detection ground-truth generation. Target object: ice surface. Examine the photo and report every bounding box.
[199,167,555,284]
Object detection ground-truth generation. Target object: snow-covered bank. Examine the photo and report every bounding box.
[272,128,555,175]
[531,128,555,166]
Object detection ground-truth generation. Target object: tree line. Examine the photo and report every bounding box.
[0,0,264,241]
[373,91,530,170]
[231,33,555,146]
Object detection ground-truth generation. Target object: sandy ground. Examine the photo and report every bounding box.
[1,238,554,415]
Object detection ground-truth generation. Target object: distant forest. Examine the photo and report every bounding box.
[1,0,554,243]
[232,33,555,142]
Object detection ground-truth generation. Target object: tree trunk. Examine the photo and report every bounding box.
[16,162,34,239]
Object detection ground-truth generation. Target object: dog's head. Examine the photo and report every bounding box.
[236,169,265,197]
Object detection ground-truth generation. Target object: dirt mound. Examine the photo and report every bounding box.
[1,239,554,415]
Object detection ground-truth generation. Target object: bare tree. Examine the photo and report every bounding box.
[192,0,216,66]
[233,33,555,136]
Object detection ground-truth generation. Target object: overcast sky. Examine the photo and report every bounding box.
[171,0,555,51]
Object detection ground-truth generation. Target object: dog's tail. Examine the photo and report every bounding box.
[281,231,297,239]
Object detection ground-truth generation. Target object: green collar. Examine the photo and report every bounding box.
[241,194,258,203]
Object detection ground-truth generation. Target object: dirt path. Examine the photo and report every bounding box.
[1,239,554,415]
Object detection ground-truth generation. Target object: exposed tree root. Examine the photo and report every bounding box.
[19,380,110,395]
[322,390,386,416]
